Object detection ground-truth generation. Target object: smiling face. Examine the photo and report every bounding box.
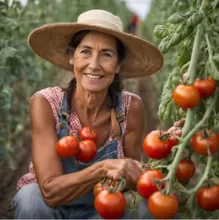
[69,31,121,93]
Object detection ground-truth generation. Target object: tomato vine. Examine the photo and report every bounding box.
[140,0,219,218]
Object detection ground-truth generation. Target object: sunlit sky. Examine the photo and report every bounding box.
[124,0,152,19]
[18,0,152,19]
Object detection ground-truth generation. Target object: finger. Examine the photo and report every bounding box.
[106,171,121,181]
[173,119,185,127]
[133,160,146,173]
[171,129,182,136]
[174,130,182,136]
[167,126,176,133]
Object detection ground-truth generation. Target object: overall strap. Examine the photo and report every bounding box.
[57,93,70,139]
[115,92,125,123]
[111,92,125,140]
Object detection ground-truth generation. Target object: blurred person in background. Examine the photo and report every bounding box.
[127,13,140,35]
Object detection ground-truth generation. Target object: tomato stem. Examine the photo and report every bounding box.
[159,133,169,140]
[205,33,219,79]
[100,177,107,185]
[117,177,126,192]
[187,8,204,84]
[187,154,213,201]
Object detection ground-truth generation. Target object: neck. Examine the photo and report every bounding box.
[72,84,108,126]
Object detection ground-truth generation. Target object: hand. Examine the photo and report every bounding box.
[167,119,185,137]
[104,158,145,190]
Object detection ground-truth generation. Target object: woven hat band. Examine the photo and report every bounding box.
[77,9,123,31]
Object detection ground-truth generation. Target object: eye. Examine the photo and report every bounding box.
[81,49,90,54]
[103,52,112,58]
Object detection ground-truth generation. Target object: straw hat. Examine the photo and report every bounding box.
[28,9,163,79]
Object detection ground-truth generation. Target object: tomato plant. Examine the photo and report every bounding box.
[137,170,165,199]
[56,136,79,158]
[140,0,219,218]
[196,185,219,211]
[143,130,172,159]
[148,191,179,219]
[75,140,97,162]
[172,84,200,109]
[190,130,218,156]
[194,77,216,98]
[176,159,196,183]
[79,127,97,142]
[95,190,126,219]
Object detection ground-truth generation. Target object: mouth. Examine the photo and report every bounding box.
[84,73,104,79]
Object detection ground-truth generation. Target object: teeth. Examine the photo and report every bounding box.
[86,74,102,79]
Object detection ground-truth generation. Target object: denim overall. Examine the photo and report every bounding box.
[12,93,154,219]
[56,93,124,219]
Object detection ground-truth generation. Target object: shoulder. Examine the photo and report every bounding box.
[32,86,63,100]
[31,86,63,110]
[122,91,144,114]
[124,91,144,131]
[30,86,63,128]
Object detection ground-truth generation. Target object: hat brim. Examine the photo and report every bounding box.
[28,23,163,79]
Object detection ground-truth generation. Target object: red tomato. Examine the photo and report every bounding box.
[148,191,179,219]
[93,183,107,197]
[95,190,126,219]
[143,130,172,159]
[79,126,97,142]
[75,140,97,162]
[197,185,219,211]
[168,136,178,148]
[194,77,216,98]
[173,84,200,109]
[137,170,165,199]
[190,130,218,156]
[176,159,195,183]
[56,136,79,158]
[218,134,219,150]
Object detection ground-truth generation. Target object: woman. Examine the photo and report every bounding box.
[12,9,176,219]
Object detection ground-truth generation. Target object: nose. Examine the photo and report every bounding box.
[88,54,101,71]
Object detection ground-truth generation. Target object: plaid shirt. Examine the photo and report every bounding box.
[17,87,131,190]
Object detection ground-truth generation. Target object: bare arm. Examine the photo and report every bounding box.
[31,95,106,208]
[123,93,145,162]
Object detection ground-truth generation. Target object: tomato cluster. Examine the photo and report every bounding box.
[137,170,165,199]
[173,77,216,109]
[136,169,179,219]
[56,126,97,162]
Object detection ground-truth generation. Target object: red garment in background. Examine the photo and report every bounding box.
[131,15,140,25]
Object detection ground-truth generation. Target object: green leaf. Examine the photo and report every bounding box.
[0,66,6,88]
[0,17,18,29]
[177,47,191,67]
[213,53,219,64]
[158,34,173,54]
[0,89,11,111]
[168,12,186,24]
[187,12,203,27]
[154,25,169,39]
[0,47,17,63]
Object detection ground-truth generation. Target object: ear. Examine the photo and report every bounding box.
[115,63,122,73]
[69,57,74,65]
